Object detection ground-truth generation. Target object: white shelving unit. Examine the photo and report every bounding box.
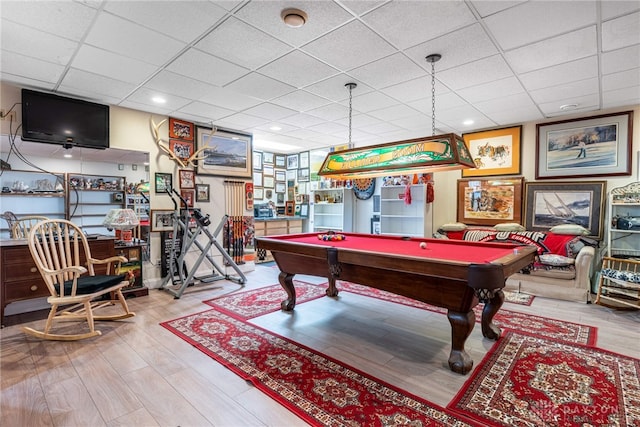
[311,188,353,232]
[607,182,640,258]
[380,184,432,237]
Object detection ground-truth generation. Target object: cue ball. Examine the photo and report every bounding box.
[420,242,427,249]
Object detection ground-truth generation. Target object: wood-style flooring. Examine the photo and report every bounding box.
[1,264,639,426]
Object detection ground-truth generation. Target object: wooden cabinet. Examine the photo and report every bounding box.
[67,174,126,234]
[380,184,432,237]
[1,237,115,326]
[311,188,353,232]
[254,218,303,263]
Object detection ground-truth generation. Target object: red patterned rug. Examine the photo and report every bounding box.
[161,309,484,426]
[205,283,595,346]
[448,332,640,426]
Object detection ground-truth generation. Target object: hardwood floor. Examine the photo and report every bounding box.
[1,264,639,426]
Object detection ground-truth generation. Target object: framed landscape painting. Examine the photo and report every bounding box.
[523,181,606,238]
[196,127,252,178]
[535,111,633,179]
[462,126,521,177]
[456,177,524,226]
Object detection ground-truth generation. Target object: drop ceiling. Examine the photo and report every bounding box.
[1,0,639,153]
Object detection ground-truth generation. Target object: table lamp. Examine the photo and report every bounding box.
[103,208,140,242]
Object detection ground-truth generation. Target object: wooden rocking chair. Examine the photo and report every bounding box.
[25,219,135,340]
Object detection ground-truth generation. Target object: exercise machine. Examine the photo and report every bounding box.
[160,188,246,298]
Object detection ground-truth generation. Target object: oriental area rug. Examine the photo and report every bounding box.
[161,309,482,426]
[448,331,640,427]
[204,283,595,346]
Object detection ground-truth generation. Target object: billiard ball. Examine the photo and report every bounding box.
[419,242,427,249]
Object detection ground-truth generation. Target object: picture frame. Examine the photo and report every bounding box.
[535,111,633,179]
[275,154,286,168]
[285,201,295,216]
[297,168,310,182]
[169,118,194,141]
[277,193,284,204]
[299,151,310,169]
[462,126,521,177]
[253,152,262,170]
[178,169,195,189]
[254,187,264,200]
[456,177,524,226]
[523,181,606,238]
[263,165,274,176]
[195,183,210,202]
[169,139,194,162]
[151,209,174,232]
[275,170,286,182]
[180,189,195,208]
[253,171,263,187]
[287,154,299,170]
[275,182,286,193]
[155,172,173,194]
[196,127,253,178]
[299,203,309,218]
[263,152,274,164]
[263,176,274,188]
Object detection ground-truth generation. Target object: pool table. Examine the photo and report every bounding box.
[255,232,537,374]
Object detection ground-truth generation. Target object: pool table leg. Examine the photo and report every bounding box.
[278,272,296,311]
[325,278,339,297]
[447,310,475,375]
[480,289,504,340]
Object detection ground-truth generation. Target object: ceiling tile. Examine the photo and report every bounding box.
[85,13,186,66]
[225,72,295,100]
[601,1,640,20]
[601,45,640,74]
[72,44,157,84]
[126,87,192,111]
[167,48,249,86]
[1,1,96,40]
[279,112,326,128]
[348,53,425,89]
[350,91,398,113]
[602,86,640,108]
[104,1,228,43]
[177,101,235,121]
[196,85,263,111]
[519,56,598,91]
[219,112,270,129]
[404,24,499,72]
[1,50,65,84]
[235,1,353,47]
[367,104,420,122]
[457,77,525,104]
[408,91,468,115]
[243,103,298,121]
[270,90,332,112]
[484,104,543,126]
[474,92,539,115]
[538,94,600,116]
[145,71,220,101]
[1,20,78,66]
[484,1,596,50]
[529,78,599,104]
[305,103,349,121]
[196,17,292,69]
[359,121,403,135]
[602,12,640,52]
[303,75,373,102]
[469,1,526,18]
[362,1,477,50]
[436,55,513,90]
[602,68,640,92]
[302,20,395,71]
[504,27,597,74]
[257,50,339,88]
[335,113,383,129]
[307,121,348,135]
[61,68,136,100]
[339,1,386,16]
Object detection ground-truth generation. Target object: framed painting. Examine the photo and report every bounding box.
[297,168,310,182]
[263,165,274,176]
[180,189,195,208]
[287,154,299,170]
[178,169,195,189]
[536,111,633,179]
[263,152,274,164]
[275,154,286,168]
[524,181,606,238]
[169,139,194,162]
[462,126,521,177]
[275,169,286,182]
[195,183,210,202]
[155,172,172,194]
[151,209,174,232]
[456,177,524,226]
[196,127,253,178]
[169,118,194,141]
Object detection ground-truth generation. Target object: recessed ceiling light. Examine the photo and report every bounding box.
[63,153,72,158]
[463,119,474,126]
[152,96,166,104]
[281,8,308,28]
[560,103,578,111]
[270,125,282,131]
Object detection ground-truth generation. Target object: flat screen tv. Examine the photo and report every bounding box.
[21,89,109,149]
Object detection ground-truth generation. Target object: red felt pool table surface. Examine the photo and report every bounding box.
[268,233,522,264]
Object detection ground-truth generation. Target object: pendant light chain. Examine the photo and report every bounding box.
[345,82,357,146]
[426,54,441,137]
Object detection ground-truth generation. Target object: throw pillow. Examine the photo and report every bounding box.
[539,254,575,266]
[494,222,525,232]
[439,222,467,231]
[549,224,590,235]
